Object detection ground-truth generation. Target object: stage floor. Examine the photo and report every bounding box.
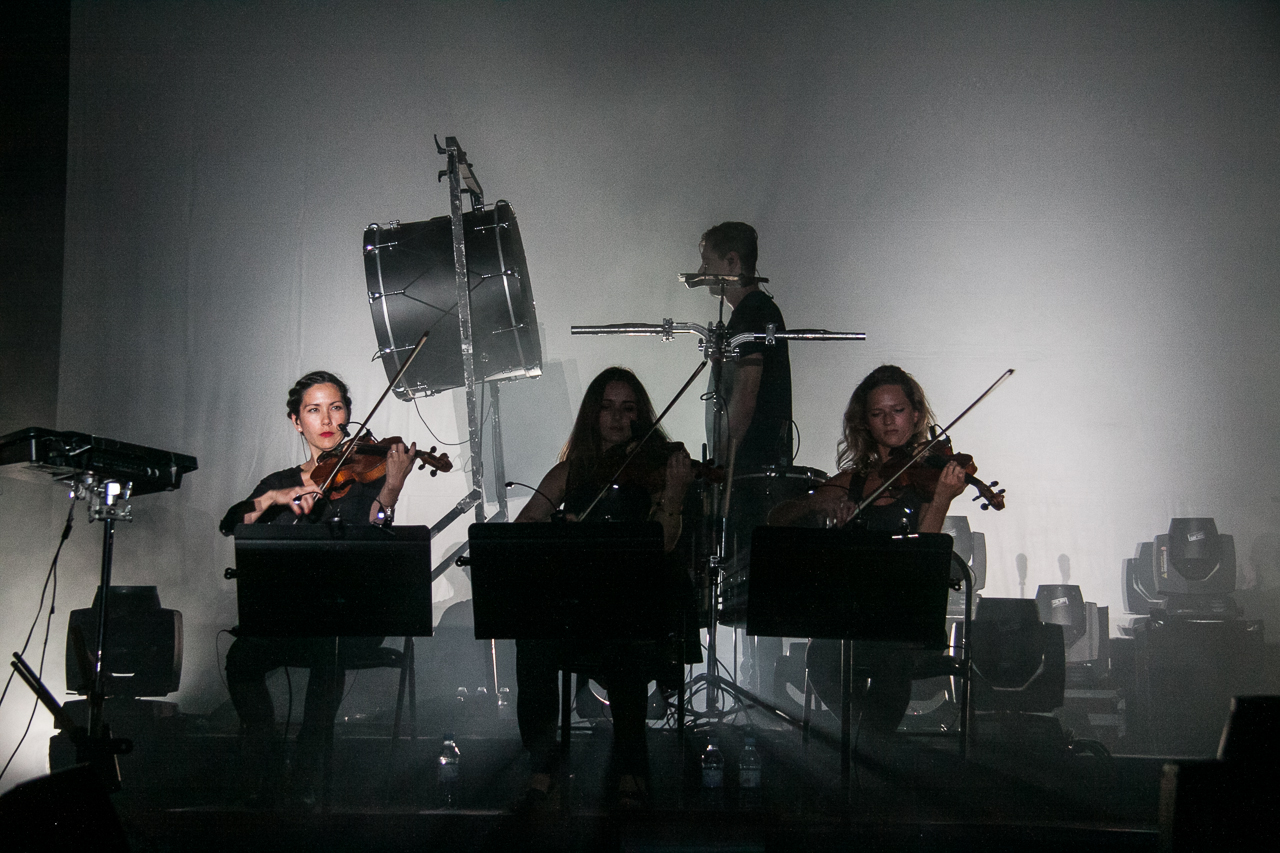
[80,700,1169,853]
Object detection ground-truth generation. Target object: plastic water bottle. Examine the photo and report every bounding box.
[438,733,461,807]
[701,736,724,807]
[738,736,762,809]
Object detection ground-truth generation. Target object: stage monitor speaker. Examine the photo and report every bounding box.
[0,765,128,852]
[1217,694,1280,763]
[363,201,542,399]
[1160,696,1280,851]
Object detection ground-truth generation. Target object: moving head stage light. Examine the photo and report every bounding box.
[65,586,182,699]
[1125,518,1238,618]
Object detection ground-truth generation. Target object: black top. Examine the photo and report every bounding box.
[844,472,926,534]
[706,290,793,469]
[218,465,386,536]
[562,448,654,522]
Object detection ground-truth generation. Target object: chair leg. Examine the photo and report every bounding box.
[802,671,813,746]
[391,637,411,750]
[406,637,417,741]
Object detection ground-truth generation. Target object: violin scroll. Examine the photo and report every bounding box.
[879,437,1006,511]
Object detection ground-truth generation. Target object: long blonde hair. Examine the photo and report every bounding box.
[835,365,935,474]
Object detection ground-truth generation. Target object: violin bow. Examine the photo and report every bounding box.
[314,328,430,496]
[850,368,1014,521]
[577,360,708,522]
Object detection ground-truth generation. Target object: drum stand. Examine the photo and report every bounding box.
[571,297,864,726]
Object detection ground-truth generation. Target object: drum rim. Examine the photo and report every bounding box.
[733,464,829,482]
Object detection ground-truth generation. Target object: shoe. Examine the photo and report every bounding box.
[614,773,648,810]
[513,772,558,816]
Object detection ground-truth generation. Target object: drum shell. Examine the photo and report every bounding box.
[364,201,542,398]
[720,465,828,625]
[727,465,829,540]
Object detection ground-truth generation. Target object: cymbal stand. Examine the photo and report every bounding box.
[570,314,864,725]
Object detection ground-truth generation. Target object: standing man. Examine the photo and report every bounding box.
[699,222,793,472]
[698,222,793,699]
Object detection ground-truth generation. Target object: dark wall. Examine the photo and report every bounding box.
[0,1,70,435]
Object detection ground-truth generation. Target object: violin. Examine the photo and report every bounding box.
[878,436,1006,511]
[310,434,453,499]
[614,437,725,488]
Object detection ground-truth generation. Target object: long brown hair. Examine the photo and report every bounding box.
[561,367,668,469]
[835,365,935,474]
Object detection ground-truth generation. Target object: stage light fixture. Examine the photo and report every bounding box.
[970,598,1065,713]
[1123,542,1163,616]
[1152,518,1237,615]
[1034,584,1086,648]
[65,586,182,698]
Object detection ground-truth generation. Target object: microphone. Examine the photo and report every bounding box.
[338,423,351,437]
[678,272,769,289]
[505,481,558,511]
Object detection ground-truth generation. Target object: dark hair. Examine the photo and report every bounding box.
[561,367,668,466]
[701,221,759,276]
[287,371,352,420]
[836,365,934,473]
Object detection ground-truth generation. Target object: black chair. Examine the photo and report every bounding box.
[344,636,417,747]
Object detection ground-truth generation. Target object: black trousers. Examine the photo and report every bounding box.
[225,635,384,770]
[515,638,651,776]
[805,638,916,737]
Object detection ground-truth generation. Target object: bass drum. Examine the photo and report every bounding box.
[363,200,542,400]
[719,465,829,626]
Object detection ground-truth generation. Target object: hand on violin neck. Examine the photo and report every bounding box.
[934,460,968,502]
[662,445,694,500]
[382,439,417,489]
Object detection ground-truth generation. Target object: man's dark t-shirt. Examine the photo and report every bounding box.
[706,290,793,469]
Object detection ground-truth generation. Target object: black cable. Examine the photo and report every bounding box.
[410,397,467,447]
[0,501,69,783]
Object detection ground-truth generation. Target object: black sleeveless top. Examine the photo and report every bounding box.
[562,446,655,521]
[845,472,926,534]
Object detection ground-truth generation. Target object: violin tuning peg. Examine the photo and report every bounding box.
[997,488,1006,495]
[990,481,998,487]
[429,446,438,454]
[980,503,990,510]
[430,469,438,477]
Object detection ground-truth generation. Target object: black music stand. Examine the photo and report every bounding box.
[229,523,433,810]
[464,521,674,801]
[746,527,957,796]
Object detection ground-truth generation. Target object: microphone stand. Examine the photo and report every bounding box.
[571,289,865,727]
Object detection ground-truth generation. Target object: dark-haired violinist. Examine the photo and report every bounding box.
[217,370,420,808]
[512,366,696,809]
[767,365,967,739]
